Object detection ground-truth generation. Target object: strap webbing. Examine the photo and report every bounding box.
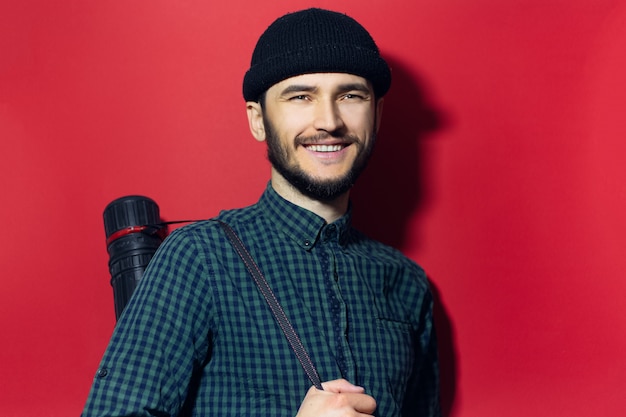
[217,220,324,390]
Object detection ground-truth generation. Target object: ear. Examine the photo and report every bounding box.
[246,101,266,142]
[374,97,384,133]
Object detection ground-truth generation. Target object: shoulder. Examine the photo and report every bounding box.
[164,202,263,248]
[348,227,426,278]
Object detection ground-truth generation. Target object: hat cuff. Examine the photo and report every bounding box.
[243,44,391,102]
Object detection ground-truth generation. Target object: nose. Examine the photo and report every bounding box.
[313,98,345,133]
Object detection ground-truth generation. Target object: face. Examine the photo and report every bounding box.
[248,73,383,201]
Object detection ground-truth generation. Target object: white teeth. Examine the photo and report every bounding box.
[307,144,343,152]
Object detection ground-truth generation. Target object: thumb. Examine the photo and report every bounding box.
[320,379,365,394]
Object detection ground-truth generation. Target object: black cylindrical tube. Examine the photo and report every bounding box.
[103,196,163,320]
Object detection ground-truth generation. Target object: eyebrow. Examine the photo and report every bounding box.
[337,83,372,95]
[279,82,372,96]
[280,84,318,95]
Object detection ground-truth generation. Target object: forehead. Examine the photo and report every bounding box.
[268,73,372,94]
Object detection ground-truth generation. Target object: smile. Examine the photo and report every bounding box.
[305,144,345,152]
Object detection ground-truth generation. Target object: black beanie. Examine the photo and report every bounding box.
[243,8,392,102]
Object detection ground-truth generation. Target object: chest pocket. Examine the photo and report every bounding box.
[375,317,415,397]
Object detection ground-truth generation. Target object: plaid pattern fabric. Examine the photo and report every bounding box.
[82,184,441,417]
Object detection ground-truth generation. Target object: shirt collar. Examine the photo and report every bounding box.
[258,182,352,250]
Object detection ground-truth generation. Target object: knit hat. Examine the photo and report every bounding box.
[243,8,392,102]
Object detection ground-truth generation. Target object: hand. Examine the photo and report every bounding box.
[295,379,377,417]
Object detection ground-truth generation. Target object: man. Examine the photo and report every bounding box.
[83,8,440,417]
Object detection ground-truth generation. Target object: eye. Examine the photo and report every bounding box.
[288,94,310,101]
[341,93,365,101]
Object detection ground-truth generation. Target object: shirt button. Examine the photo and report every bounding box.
[96,367,109,378]
[304,240,311,247]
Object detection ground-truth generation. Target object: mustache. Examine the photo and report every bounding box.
[294,132,359,146]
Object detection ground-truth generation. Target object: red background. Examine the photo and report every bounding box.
[1,1,625,416]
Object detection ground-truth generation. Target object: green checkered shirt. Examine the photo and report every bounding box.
[83,183,440,416]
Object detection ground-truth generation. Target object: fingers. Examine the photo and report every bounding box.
[338,391,376,415]
[296,379,377,417]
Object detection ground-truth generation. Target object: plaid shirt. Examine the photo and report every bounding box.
[83,184,440,417]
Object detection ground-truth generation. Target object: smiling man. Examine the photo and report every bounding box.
[82,8,441,417]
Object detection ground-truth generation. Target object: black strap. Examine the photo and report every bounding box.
[217,220,324,390]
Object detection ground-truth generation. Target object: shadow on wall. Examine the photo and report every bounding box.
[350,55,458,416]
[351,55,441,250]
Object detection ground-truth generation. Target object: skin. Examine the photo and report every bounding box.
[246,73,384,415]
[246,72,384,224]
[296,379,377,417]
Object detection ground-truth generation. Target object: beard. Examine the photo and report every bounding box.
[263,113,376,202]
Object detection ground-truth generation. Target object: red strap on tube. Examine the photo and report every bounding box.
[106,225,149,246]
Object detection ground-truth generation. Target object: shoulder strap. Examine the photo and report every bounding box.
[216,220,324,390]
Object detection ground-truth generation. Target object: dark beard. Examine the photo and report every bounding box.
[263,113,376,202]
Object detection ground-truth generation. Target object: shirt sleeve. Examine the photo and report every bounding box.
[82,227,216,417]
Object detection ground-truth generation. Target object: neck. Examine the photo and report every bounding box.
[270,170,349,224]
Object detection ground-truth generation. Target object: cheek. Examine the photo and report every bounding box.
[341,106,376,131]
[274,121,310,144]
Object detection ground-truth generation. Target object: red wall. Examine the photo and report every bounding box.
[1,1,624,415]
